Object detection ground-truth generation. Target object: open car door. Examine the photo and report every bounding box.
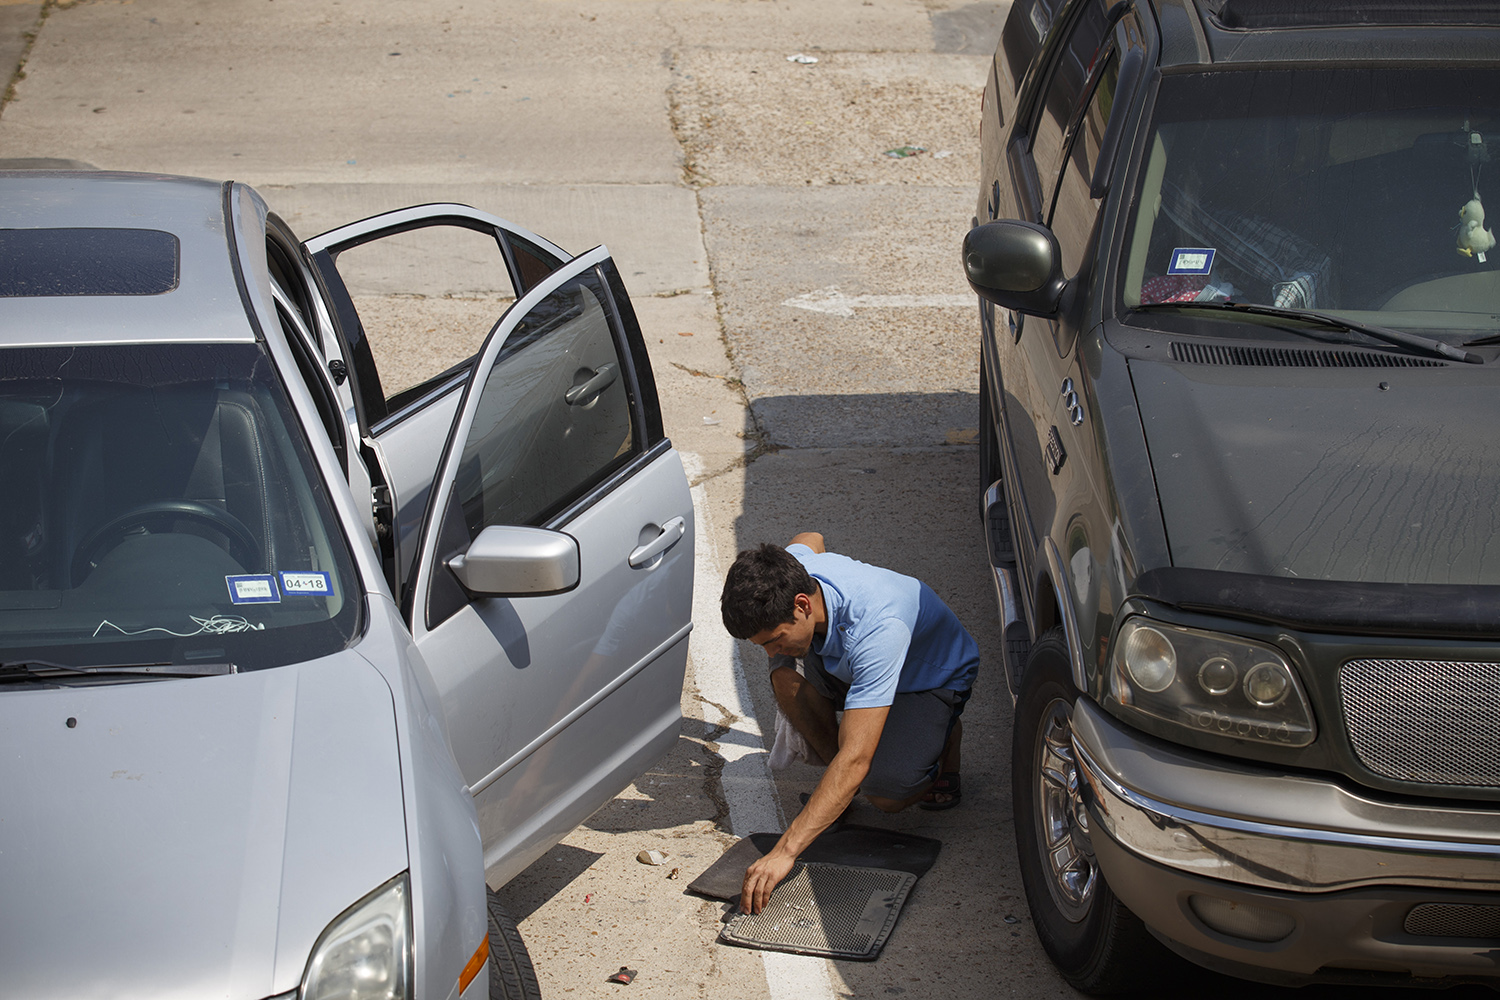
[404,246,693,884]
[304,205,570,590]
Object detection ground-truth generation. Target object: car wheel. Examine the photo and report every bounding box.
[487,889,542,1000]
[1012,629,1165,993]
[979,355,1003,521]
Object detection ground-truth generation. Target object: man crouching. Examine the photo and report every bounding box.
[720,532,980,913]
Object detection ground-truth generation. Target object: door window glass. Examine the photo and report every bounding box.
[451,268,636,537]
[329,224,518,410]
[1049,49,1120,278]
[1027,0,1110,212]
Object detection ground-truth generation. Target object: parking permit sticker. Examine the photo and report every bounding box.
[1167,248,1216,275]
[280,571,333,596]
[226,574,281,605]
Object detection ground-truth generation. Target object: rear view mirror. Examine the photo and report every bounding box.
[963,220,1065,318]
[447,524,579,596]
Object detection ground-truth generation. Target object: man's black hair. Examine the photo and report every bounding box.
[720,543,817,640]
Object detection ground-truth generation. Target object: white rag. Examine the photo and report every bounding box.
[767,706,813,770]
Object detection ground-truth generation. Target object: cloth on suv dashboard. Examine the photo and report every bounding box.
[1157,179,1333,309]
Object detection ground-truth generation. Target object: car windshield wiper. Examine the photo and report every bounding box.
[1134,301,1482,365]
[0,659,235,683]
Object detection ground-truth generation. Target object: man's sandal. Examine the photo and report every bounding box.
[920,772,961,811]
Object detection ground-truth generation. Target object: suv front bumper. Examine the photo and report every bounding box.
[1071,700,1500,983]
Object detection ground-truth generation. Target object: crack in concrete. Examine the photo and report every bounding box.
[660,28,778,489]
[2,2,49,111]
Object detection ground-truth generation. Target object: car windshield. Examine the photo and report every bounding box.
[1121,68,1500,339]
[0,343,360,674]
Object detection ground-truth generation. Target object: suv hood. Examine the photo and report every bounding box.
[0,653,408,1000]
[1130,359,1500,584]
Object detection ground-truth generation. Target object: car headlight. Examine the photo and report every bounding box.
[1107,617,1315,748]
[301,874,412,1000]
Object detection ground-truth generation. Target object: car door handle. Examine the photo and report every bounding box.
[564,363,619,407]
[628,516,686,568]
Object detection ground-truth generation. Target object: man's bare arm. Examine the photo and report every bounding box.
[789,531,826,553]
[740,705,888,913]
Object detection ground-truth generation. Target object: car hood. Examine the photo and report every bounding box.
[0,652,408,1000]
[1130,358,1500,584]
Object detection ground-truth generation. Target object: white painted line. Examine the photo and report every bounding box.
[688,474,782,839]
[782,284,975,317]
[683,453,836,1000]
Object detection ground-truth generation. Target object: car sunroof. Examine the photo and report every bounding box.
[0,228,180,296]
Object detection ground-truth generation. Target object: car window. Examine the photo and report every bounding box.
[1121,68,1500,337]
[329,223,520,412]
[450,268,637,536]
[1027,0,1111,213]
[0,343,361,673]
[1048,48,1119,279]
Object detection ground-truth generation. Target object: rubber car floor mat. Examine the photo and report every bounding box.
[718,863,917,961]
[687,824,940,904]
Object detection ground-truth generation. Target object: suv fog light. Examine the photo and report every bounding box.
[1123,623,1176,692]
[1188,894,1296,943]
[1244,661,1290,706]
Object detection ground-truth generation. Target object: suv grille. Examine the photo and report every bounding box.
[1340,659,1500,787]
[1169,342,1444,368]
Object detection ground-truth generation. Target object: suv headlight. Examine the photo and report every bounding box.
[1107,617,1315,748]
[301,873,411,1000]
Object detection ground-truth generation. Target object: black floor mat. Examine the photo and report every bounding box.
[718,862,917,960]
[688,823,941,904]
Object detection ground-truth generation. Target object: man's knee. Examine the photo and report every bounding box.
[770,664,803,702]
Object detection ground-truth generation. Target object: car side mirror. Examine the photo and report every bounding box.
[447,524,579,596]
[962,220,1065,318]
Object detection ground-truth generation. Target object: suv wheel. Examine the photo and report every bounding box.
[487,889,542,1000]
[1013,629,1166,993]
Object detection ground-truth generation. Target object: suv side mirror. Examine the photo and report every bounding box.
[963,220,1065,318]
[447,524,579,596]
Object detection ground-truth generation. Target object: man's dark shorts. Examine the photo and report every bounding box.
[770,652,971,801]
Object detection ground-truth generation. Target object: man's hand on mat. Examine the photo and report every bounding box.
[741,850,796,914]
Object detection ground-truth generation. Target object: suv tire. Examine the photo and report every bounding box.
[1012,629,1166,993]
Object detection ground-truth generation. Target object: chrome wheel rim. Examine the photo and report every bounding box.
[1034,698,1098,922]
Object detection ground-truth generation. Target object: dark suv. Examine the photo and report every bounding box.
[964,0,1500,991]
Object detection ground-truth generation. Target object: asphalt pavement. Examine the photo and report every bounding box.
[0,4,1485,1000]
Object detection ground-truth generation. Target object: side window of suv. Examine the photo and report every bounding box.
[1048,47,1120,279]
[1026,0,1110,218]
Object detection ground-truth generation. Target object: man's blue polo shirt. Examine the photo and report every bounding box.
[788,544,979,711]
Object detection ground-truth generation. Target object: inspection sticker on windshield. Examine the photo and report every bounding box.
[226,574,281,605]
[1167,248,1216,275]
[280,571,333,596]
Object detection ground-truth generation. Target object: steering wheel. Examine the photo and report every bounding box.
[71,500,263,584]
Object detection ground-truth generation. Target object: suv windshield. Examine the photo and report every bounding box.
[1122,68,1500,339]
[0,343,360,673]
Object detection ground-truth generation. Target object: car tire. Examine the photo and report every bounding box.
[487,889,542,1000]
[1012,628,1166,993]
[979,355,1003,521]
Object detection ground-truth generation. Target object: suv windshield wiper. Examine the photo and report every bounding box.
[0,659,235,683]
[1134,301,1482,365]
